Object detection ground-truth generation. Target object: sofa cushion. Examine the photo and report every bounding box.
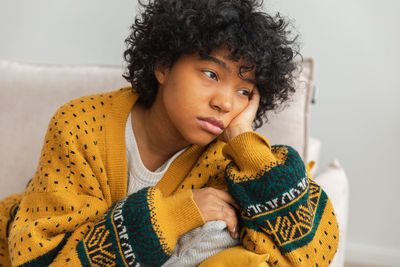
[256,58,314,161]
[0,60,129,199]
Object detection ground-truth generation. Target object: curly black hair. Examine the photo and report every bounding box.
[123,0,299,129]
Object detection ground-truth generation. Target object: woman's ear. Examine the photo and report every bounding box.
[154,63,169,85]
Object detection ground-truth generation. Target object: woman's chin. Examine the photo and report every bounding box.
[183,132,218,147]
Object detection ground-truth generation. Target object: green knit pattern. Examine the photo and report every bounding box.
[77,187,170,267]
[226,145,326,252]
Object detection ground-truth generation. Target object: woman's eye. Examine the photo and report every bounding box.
[238,89,251,97]
[203,70,218,81]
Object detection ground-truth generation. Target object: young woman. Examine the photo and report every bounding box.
[0,0,339,266]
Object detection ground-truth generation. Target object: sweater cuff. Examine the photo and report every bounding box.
[151,189,205,254]
[164,189,205,238]
[223,131,276,173]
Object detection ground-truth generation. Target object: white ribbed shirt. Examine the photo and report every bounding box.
[126,112,186,194]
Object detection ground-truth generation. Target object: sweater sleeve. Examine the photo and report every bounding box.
[221,131,339,267]
[8,106,204,267]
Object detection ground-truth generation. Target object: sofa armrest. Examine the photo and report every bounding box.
[314,160,350,267]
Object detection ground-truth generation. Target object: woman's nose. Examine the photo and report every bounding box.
[210,87,233,113]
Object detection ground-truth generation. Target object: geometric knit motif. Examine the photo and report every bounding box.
[78,216,119,267]
[226,145,326,253]
[77,187,169,267]
[260,180,327,252]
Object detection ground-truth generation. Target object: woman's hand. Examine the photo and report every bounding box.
[220,88,260,142]
[193,187,239,239]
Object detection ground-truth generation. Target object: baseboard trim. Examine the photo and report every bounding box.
[346,242,400,267]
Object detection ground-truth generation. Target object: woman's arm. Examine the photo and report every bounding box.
[7,104,204,267]
[218,131,339,266]
[201,89,338,266]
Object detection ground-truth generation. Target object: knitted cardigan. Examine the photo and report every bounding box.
[0,87,339,267]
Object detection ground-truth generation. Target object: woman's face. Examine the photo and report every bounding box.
[154,48,256,146]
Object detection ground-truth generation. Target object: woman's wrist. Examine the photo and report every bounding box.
[222,131,272,173]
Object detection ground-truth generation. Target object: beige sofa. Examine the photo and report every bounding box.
[0,59,349,266]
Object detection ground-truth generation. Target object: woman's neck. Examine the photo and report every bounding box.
[131,101,189,172]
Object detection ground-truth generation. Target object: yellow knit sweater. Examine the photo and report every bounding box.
[0,87,338,266]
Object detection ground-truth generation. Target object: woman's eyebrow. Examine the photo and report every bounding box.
[199,54,231,72]
[243,78,256,86]
[200,54,256,85]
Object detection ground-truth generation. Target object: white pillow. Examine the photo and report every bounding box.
[256,59,314,161]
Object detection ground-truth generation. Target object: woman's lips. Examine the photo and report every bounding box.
[197,117,225,135]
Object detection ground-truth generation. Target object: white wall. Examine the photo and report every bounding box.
[1,0,399,265]
[0,0,137,65]
[267,1,400,266]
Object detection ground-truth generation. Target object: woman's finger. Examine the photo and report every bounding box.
[246,87,260,116]
[212,188,240,210]
[193,188,239,238]
[211,200,239,238]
